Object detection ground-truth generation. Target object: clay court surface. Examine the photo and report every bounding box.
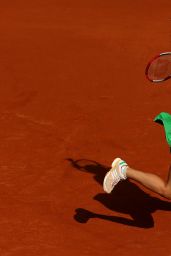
[1,0,171,255]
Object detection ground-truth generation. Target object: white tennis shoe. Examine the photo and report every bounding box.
[103,158,128,193]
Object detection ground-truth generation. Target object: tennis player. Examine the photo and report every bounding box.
[103,158,171,200]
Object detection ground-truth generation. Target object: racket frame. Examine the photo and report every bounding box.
[145,52,171,83]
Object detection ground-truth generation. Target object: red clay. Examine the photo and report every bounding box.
[0,1,171,255]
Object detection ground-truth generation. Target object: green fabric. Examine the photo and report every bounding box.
[154,112,171,147]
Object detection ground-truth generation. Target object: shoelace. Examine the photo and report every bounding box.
[111,169,120,187]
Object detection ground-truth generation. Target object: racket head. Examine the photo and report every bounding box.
[145,52,171,83]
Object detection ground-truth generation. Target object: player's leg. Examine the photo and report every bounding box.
[165,165,171,198]
[103,158,171,199]
[126,166,171,199]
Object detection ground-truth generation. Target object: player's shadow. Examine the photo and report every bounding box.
[67,158,171,228]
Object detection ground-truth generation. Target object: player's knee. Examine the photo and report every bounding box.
[163,188,171,200]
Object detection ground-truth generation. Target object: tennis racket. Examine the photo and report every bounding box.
[145,52,171,83]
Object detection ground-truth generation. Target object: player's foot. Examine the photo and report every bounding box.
[103,158,128,193]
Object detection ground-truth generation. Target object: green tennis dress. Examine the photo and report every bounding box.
[154,112,171,148]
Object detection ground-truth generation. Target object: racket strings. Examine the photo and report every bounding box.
[147,55,171,81]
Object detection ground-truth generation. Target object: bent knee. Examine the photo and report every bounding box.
[163,188,171,200]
